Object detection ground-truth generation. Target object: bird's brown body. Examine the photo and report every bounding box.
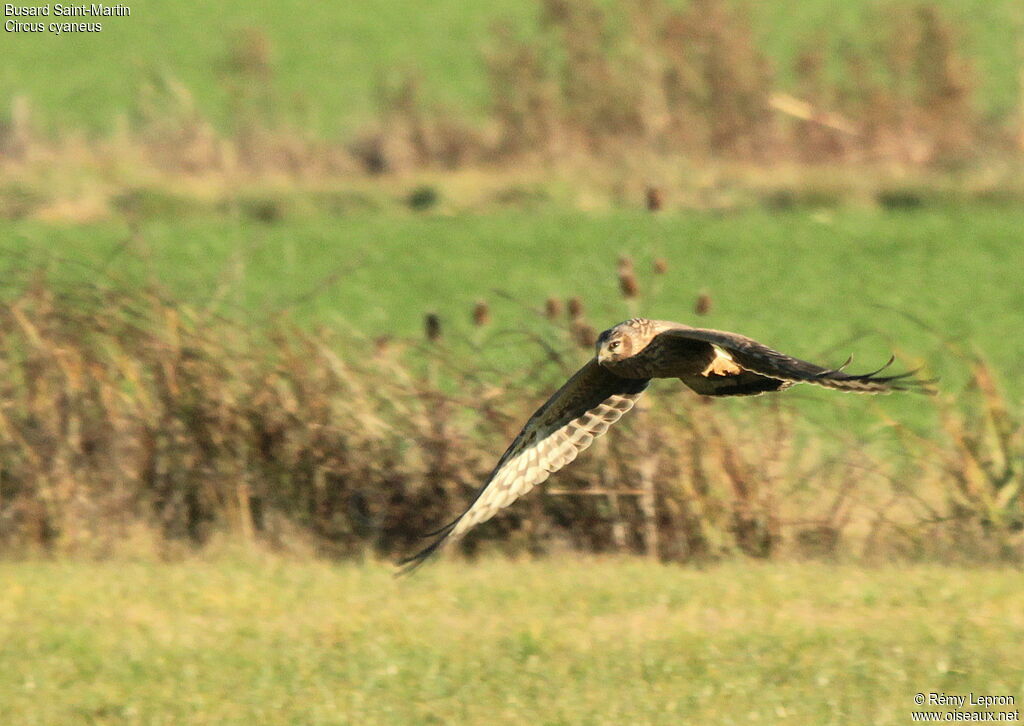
[398,317,931,573]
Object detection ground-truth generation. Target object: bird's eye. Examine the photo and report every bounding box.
[608,341,620,351]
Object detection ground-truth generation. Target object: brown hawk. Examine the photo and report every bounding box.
[398,318,931,572]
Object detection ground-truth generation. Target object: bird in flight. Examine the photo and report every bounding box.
[398,318,931,573]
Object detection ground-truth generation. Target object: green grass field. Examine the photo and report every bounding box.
[5,204,1022,402]
[0,557,1021,725]
[1,0,1021,134]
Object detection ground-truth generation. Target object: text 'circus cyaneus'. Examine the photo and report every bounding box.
[398,318,932,573]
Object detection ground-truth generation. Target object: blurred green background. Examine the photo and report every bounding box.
[3,0,1021,132]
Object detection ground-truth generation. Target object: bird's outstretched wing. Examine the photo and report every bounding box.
[655,325,933,394]
[398,360,649,574]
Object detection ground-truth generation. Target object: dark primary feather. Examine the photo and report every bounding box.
[656,326,934,394]
[397,360,648,574]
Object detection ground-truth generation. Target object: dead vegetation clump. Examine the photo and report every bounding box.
[480,0,994,167]
[0,266,1018,563]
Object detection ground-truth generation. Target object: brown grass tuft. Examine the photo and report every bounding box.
[472,300,491,327]
[424,313,442,342]
[567,296,585,321]
[571,321,598,348]
[618,271,640,300]
[646,186,664,211]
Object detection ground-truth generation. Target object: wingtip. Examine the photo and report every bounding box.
[854,354,897,380]
[394,545,436,578]
[394,520,459,577]
[875,363,938,390]
[420,516,461,539]
[896,372,939,395]
[815,356,937,395]
[871,368,938,395]
[819,354,854,376]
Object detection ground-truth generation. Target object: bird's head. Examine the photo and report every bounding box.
[596,321,641,364]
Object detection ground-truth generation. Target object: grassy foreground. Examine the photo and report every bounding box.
[0,557,1021,725]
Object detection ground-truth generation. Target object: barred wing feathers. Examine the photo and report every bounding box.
[398,360,648,573]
